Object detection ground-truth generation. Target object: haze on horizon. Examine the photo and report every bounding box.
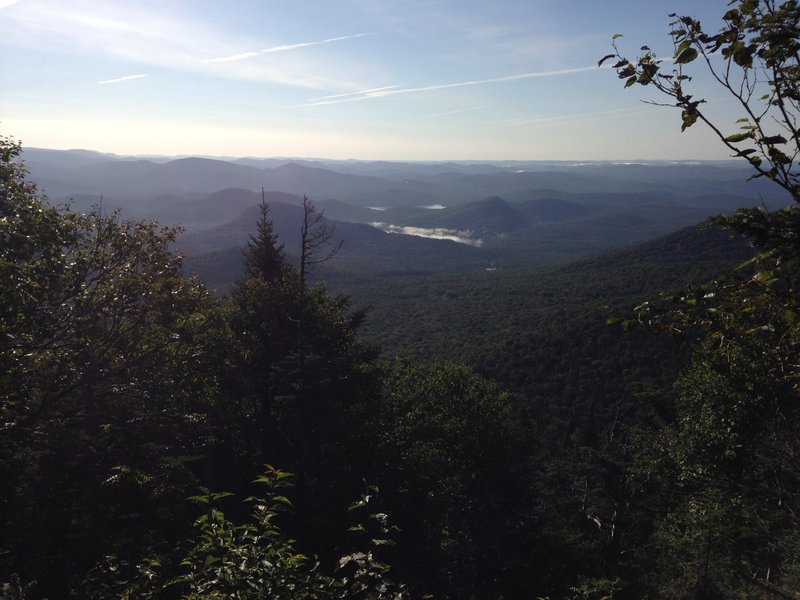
[1,0,741,161]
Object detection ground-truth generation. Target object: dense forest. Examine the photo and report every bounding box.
[3,1,800,598]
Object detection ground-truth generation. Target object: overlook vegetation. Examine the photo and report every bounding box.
[3,1,800,598]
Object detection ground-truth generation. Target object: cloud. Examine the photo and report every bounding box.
[428,105,490,117]
[263,32,375,53]
[97,74,148,85]
[205,33,375,64]
[304,65,603,106]
[0,0,20,9]
[306,85,400,103]
[206,51,261,64]
[485,106,655,130]
[0,2,373,90]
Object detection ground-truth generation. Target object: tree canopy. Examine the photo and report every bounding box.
[2,3,800,597]
[600,2,800,596]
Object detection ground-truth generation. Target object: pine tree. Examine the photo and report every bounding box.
[243,189,285,281]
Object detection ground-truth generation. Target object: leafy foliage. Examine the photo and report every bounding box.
[0,133,395,597]
[626,207,800,597]
[1,135,222,596]
[602,2,800,596]
[374,359,540,598]
[6,5,800,590]
[87,467,412,600]
[603,0,800,201]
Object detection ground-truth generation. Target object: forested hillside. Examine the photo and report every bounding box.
[2,1,800,598]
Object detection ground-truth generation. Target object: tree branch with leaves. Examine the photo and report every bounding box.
[600,0,800,202]
[601,3,800,596]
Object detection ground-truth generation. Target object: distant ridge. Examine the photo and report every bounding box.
[23,147,788,212]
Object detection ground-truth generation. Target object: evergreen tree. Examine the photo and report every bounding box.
[242,189,285,281]
[223,198,383,560]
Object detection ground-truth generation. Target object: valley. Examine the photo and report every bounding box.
[7,2,799,596]
[8,139,799,599]
[24,148,773,416]
[25,147,772,384]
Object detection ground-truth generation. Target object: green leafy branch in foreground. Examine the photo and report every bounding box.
[599,3,800,595]
[85,466,413,600]
[600,0,800,201]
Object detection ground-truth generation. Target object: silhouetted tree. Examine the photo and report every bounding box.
[243,188,286,281]
[299,195,341,285]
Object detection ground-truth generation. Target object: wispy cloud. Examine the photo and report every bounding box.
[206,33,375,63]
[485,107,655,130]
[0,0,20,9]
[304,65,603,106]
[263,32,374,53]
[206,51,261,63]
[97,74,148,85]
[0,2,373,90]
[306,85,400,103]
[428,105,490,117]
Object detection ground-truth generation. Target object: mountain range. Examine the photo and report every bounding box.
[24,146,787,301]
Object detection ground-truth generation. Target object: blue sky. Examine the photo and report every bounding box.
[0,0,739,160]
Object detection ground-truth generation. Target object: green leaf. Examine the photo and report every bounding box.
[339,552,368,568]
[736,256,757,271]
[753,270,775,285]
[598,54,616,67]
[675,47,698,64]
[348,499,367,511]
[723,8,740,20]
[681,110,699,131]
[725,132,751,143]
[371,539,396,547]
[637,62,659,84]
[732,44,754,68]
[761,135,788,145]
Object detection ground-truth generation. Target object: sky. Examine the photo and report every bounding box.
[0,0,742,160]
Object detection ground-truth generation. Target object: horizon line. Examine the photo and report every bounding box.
[20,146,744,165]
